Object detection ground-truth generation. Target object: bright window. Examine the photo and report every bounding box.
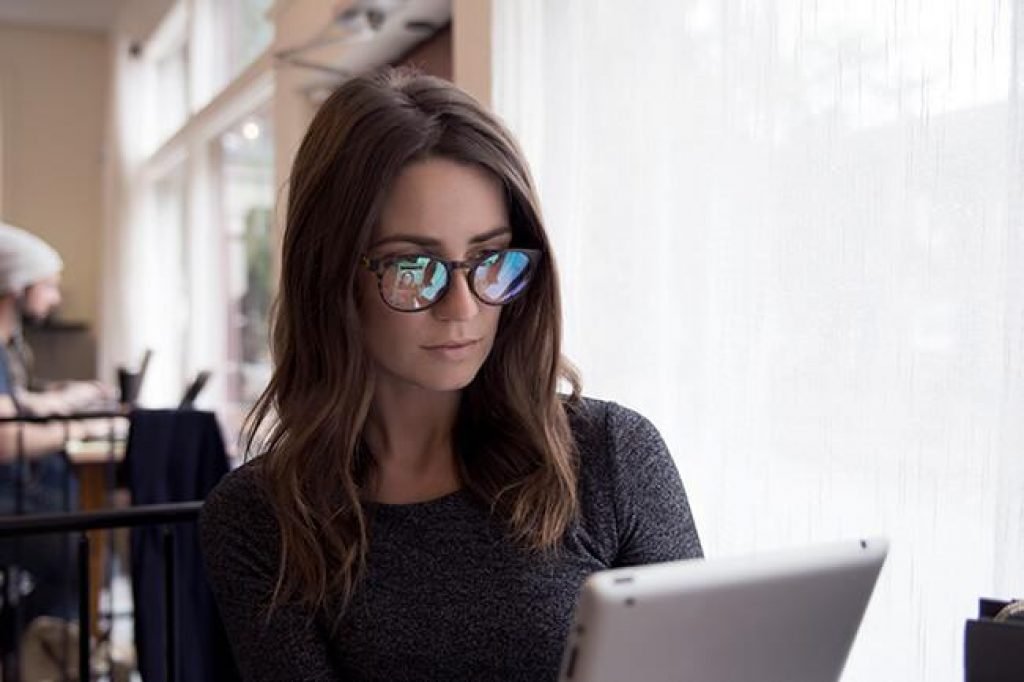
[142,0,190,152]
[153,43,189,143]
[214,107,274,406]
[222,0,274,79]
[136,166,188,405]
[193,0,274,109]
[113,0,275,423]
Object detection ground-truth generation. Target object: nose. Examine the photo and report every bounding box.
[432,267,479,321]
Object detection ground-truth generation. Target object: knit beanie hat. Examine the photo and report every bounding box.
[0,222,63,296]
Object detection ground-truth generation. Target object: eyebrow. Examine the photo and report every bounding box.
[370,226,513,249]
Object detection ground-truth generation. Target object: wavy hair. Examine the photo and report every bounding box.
[245,68,581,617]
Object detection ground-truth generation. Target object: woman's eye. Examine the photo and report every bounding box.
[473,248,506,261]
[387,254,429,266]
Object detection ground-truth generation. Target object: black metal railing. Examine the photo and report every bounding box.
[0,502,202,682]
[0,411,125,519]
[0,410,127,681]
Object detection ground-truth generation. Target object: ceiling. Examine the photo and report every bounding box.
[0,0,449,44]
[0,0,130,32]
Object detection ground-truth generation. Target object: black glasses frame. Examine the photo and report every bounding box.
[361,248,542,313]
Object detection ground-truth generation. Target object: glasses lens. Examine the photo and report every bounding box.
[473,250,535,304]
[382,256,447,311]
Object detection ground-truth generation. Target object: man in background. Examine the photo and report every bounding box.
[0,222,118,625]
[0,222,114,419]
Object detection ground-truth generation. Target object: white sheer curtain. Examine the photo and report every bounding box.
[493,1,1024,680]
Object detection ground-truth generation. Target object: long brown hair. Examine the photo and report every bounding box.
[245,67,580,617]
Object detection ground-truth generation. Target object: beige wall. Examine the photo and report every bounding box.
[0,23,108,327]
[453,0,490,107]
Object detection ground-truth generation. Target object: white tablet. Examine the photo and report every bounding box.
[559,538,888,682]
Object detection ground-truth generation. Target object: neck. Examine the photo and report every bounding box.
[363,379,462,502]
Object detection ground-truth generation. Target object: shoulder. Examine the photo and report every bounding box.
[200,457,277,552]
[203,457,268,512]
[565,394,659,430]
[566,395,667,467]
[565,395,675,509]
[567,396,703,563]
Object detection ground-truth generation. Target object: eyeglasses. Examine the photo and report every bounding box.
[361,248,541,312]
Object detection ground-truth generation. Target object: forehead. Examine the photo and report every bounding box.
[374,157,510,249]
[30,273,61,288]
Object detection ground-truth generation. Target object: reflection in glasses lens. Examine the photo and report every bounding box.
[375,249,538,312]
[474,250,533,304]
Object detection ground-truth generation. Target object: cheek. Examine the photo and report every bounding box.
[32,286,59,309]
[482,305,502,339]
[358,273,391,339]
[360,287,423,359]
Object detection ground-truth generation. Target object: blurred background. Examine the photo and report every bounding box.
[0,1,1021,680]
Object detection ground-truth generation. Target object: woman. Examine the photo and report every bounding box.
[200,68,702,682]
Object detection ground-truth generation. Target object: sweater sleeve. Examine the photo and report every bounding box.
[605,402,703,566]
[199,464,343,682]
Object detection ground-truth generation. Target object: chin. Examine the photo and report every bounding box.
[401,354,487,391]
[413,368,481,393]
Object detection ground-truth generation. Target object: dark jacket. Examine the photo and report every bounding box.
[125,408,240,682]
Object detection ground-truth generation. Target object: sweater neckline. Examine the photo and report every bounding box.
[365,488,468,513]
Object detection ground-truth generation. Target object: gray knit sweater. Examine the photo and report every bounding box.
[200,398,702,682]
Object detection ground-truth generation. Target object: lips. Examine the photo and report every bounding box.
[423,339,480,350]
